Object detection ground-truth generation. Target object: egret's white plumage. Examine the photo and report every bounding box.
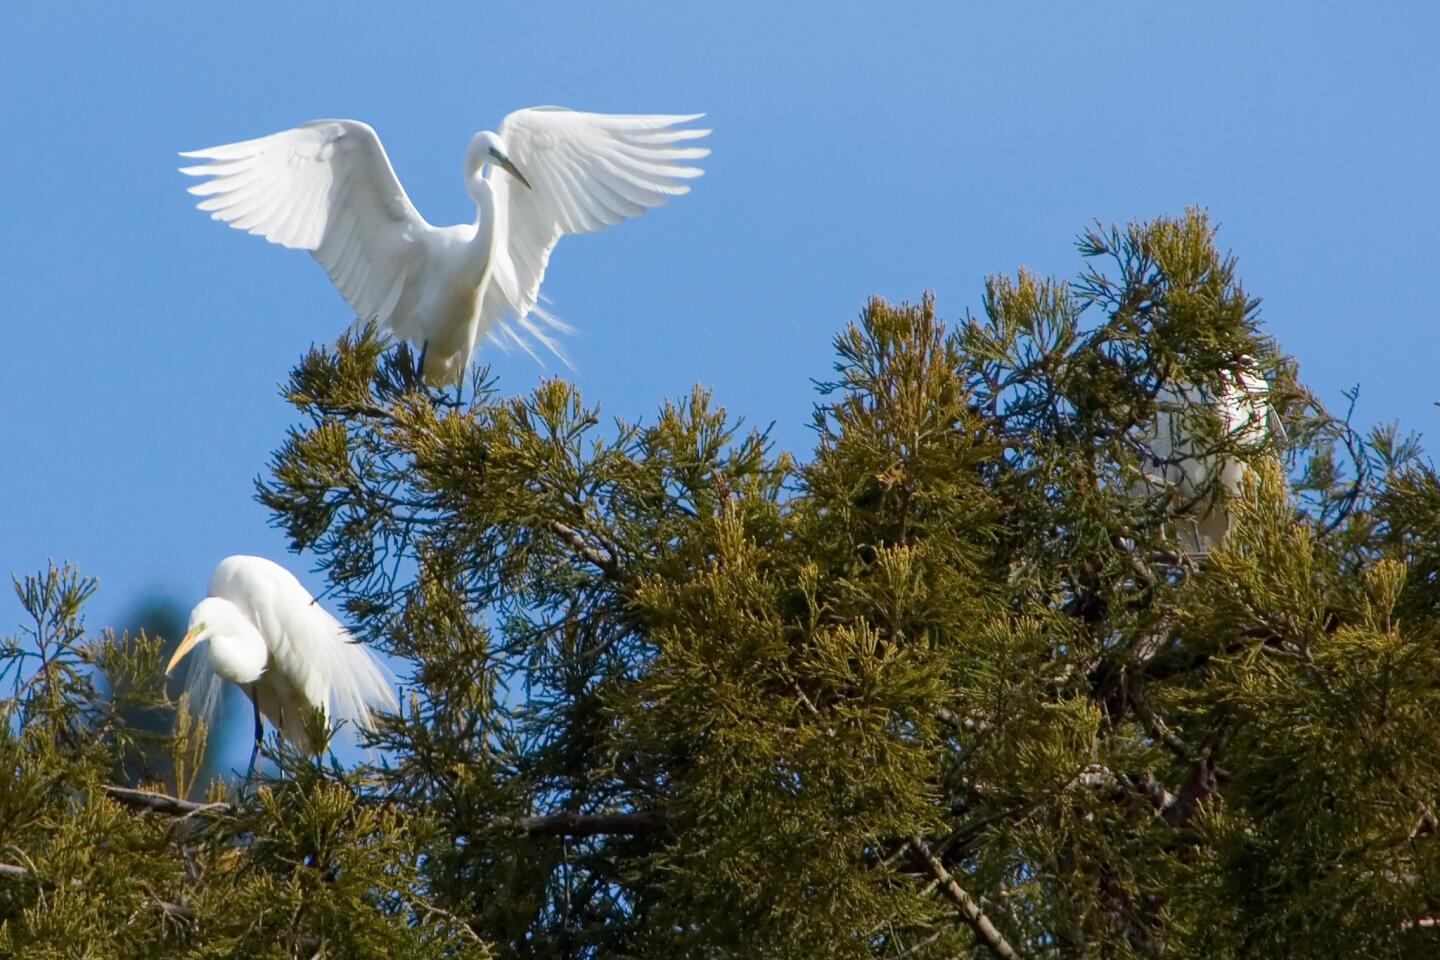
[179,109,710,384]
[1142,363,1283,553]
[167,555,396,754]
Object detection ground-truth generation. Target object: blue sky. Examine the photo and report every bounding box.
[3,0,1437,638]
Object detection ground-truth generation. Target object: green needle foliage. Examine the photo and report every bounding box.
[6,209,1440,957]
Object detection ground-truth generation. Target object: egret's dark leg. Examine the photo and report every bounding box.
[245,690,263,783]
[416,340,429,382]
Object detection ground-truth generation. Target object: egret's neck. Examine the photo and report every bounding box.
[209,628,267,686]
[196,601,269,686]
[463,174,499,284]
[468,172,495,225]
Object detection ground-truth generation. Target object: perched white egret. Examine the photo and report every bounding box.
[179,109,710,384]
[1141,362,1284,553]
[166,555,397,772]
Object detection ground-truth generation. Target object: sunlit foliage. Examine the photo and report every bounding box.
[5,211,1439,957]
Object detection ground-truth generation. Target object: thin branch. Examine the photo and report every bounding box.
[548,520,619,576]
[880,839,913,871]
[895,928,945,957]
[499,810,668,838]
[0,862,31,882]
[1133,624,1286,685]
[1164,750,1219,828]
[104,785,666,837]
[1411,803,1437,840]
[1126,770,1177,814]
[104,785,233,818]
[1128,680,1191,760]
[409,897,485,944]
[910,835,1024,960]
[0,861,192,921]
[791,678,821,717]
[935,705,992,735]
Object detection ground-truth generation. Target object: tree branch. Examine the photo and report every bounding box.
[910,835,1024,960]
[499,810,668,837]
[548,520,619,576]
[0,862,32,882]
[0,860,192,921]
[104,785,666,837]
[1163,751,1219,828]
[1128,680,1191,760]
[104,785,232,818]
[1132,625,1285,685]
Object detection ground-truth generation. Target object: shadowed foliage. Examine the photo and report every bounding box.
[5,210,1440,957]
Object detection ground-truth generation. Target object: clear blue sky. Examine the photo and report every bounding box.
[3,1,1437,634]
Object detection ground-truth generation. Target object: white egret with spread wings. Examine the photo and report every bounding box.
[166,555,396,774]
[180,109,710,384]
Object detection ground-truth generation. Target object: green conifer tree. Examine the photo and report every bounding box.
[5,210,1439,957]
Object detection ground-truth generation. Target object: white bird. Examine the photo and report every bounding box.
[1141,362,1284,553]
[166,555,397,772]
[179,109,710,385]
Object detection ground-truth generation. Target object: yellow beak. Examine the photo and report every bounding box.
[166,626,203,676]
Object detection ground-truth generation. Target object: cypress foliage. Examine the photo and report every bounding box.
[5,210,1439,956]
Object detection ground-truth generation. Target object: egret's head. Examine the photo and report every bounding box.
[166,597,267,686]
[465,130,532,190]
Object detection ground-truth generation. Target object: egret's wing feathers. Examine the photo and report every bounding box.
[180,121,429,330]
[485,108,709,353]
[263,596,396,741]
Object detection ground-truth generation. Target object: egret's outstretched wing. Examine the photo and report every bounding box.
[208,557,396,741]
[180,121,430,329]
[484,108,710,353]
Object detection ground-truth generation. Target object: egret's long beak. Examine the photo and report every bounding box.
[166,626,203,676]
[491,151,532,190]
